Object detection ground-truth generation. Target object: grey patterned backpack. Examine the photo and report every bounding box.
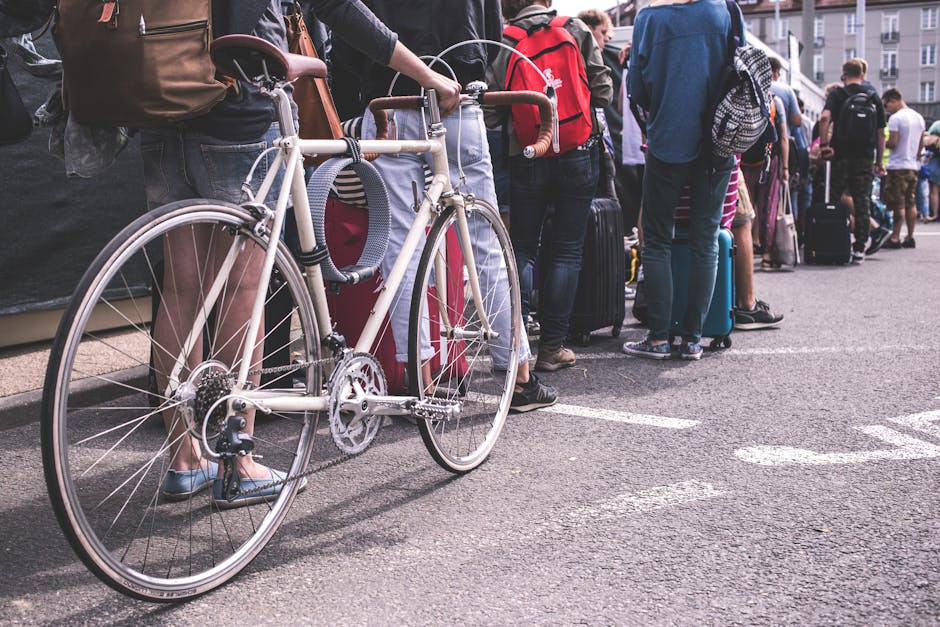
[708,0,775,161]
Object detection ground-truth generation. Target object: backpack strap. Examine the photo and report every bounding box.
[724,0,744,53]
[550,15,571,29]
[503,23,527,44]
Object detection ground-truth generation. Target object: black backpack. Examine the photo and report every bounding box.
[835,89,878,152]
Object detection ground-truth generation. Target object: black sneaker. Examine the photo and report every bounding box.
[509,372,558,413]
[902,237,916,249]
[734,299,784,330]
[865,227,892,255]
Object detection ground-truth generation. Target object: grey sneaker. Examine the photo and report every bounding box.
[734,299,784,330]
[535,345,576,372]
[850,250,865,263]
[509,373,558,413]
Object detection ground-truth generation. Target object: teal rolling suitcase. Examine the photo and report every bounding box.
[669,227,735,350]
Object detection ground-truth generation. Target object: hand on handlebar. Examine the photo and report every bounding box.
[421,71,461,115]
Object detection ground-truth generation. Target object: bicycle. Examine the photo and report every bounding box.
[40,35,554,601]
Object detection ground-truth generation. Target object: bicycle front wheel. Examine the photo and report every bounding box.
[409,199,521,473]
[41,199,321,601]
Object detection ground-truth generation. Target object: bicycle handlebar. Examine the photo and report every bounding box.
[367,91,555,159]
[479,91,554,159]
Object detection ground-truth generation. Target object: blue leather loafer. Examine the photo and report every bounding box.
[161,462,218,501]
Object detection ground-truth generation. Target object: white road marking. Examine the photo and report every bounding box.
[888,410,940,439]
[735,425,940,465]
[564,480,725,526]
[541,402,698,429]
[576,346,939,360]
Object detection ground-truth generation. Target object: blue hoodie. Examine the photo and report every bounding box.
[628,0,735,164]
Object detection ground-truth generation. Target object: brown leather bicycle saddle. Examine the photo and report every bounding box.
[211,34,327,83]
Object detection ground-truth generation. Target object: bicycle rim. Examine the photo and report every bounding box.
[41,200,321,601]
[409,200,521,473]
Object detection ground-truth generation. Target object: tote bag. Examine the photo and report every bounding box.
[770,182,799,268]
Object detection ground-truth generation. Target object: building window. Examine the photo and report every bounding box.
[845,13,857,35]
[923,7,938,30]
[922,82,936,102]
[880,49,898,79]
[814,16,824,38]
[922,44,937,66]
[881,13,899,43]
[844,48,857,63]
[775,17,789,41]
[814,54,824,81]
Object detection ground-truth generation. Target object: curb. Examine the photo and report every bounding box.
[0,366,148,432]
[0,387,42,431]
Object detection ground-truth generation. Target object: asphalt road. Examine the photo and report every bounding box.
[2,224,939,624]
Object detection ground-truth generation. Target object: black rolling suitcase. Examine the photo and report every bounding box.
[804,160,851,265]
[565,150,626,345]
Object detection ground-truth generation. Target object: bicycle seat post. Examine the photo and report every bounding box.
[272,86,299,139]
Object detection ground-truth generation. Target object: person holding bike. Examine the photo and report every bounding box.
[151,0,463,506]
[356,0,559,412]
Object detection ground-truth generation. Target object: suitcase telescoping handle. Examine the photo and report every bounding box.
[824,159,831,204]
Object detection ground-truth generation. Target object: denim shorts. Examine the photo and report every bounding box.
[140,124,282,210]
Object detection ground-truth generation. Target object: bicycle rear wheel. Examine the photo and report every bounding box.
[409,199,521,473]
[41,199,321,601]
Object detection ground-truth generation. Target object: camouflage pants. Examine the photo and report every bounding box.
[814,157,874,253]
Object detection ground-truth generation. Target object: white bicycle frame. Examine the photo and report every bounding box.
[165,86,511,422]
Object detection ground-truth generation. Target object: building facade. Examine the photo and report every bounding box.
[744,0,937,122]
[608,0,940,124]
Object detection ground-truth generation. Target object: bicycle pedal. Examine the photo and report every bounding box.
[411,398,462,422]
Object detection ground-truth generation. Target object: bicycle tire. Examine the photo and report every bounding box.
[408,199,521,473]
[41,199,321,601]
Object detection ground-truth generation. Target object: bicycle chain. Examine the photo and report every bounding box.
[210,355,360,500]
[222,446,357,498]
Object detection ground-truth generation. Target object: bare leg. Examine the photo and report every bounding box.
[890,202,903,242]
[153,226,267,477]
[904,201,917,241]
[733,219,756,311]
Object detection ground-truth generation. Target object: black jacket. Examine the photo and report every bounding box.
[358,0,502,102]
[194,0,397,140]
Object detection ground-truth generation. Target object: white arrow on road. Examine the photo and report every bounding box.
[888,409,940,439]
[735,424,940,466]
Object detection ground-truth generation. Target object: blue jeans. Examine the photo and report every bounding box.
[140,124,282,209]
[641,152,734,344]
[363,104,530,369]
[510,143,600,349]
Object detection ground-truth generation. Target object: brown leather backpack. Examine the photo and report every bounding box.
[55,0,228,127]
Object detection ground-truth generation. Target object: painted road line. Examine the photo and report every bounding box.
[565,480,725,526]
[888,410,940,439]
[735,425,940,465]
[540,402,698,429]
[576,346,940,361]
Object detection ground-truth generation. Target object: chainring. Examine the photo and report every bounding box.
[327,352,386,455]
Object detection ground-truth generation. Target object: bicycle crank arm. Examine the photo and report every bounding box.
[339,394,420,417]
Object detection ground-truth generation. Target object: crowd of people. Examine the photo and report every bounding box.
[8,0,939,504]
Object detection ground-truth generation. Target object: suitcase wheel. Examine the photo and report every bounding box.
[611,324,622,338]
[575,332,592,347]
[708,336,732,351]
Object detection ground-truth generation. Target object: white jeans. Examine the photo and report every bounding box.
[363,103,529,369]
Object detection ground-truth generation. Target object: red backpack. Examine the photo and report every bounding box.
[503,16,593,156]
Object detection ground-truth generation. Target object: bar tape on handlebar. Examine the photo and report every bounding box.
[306,157,391,284]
